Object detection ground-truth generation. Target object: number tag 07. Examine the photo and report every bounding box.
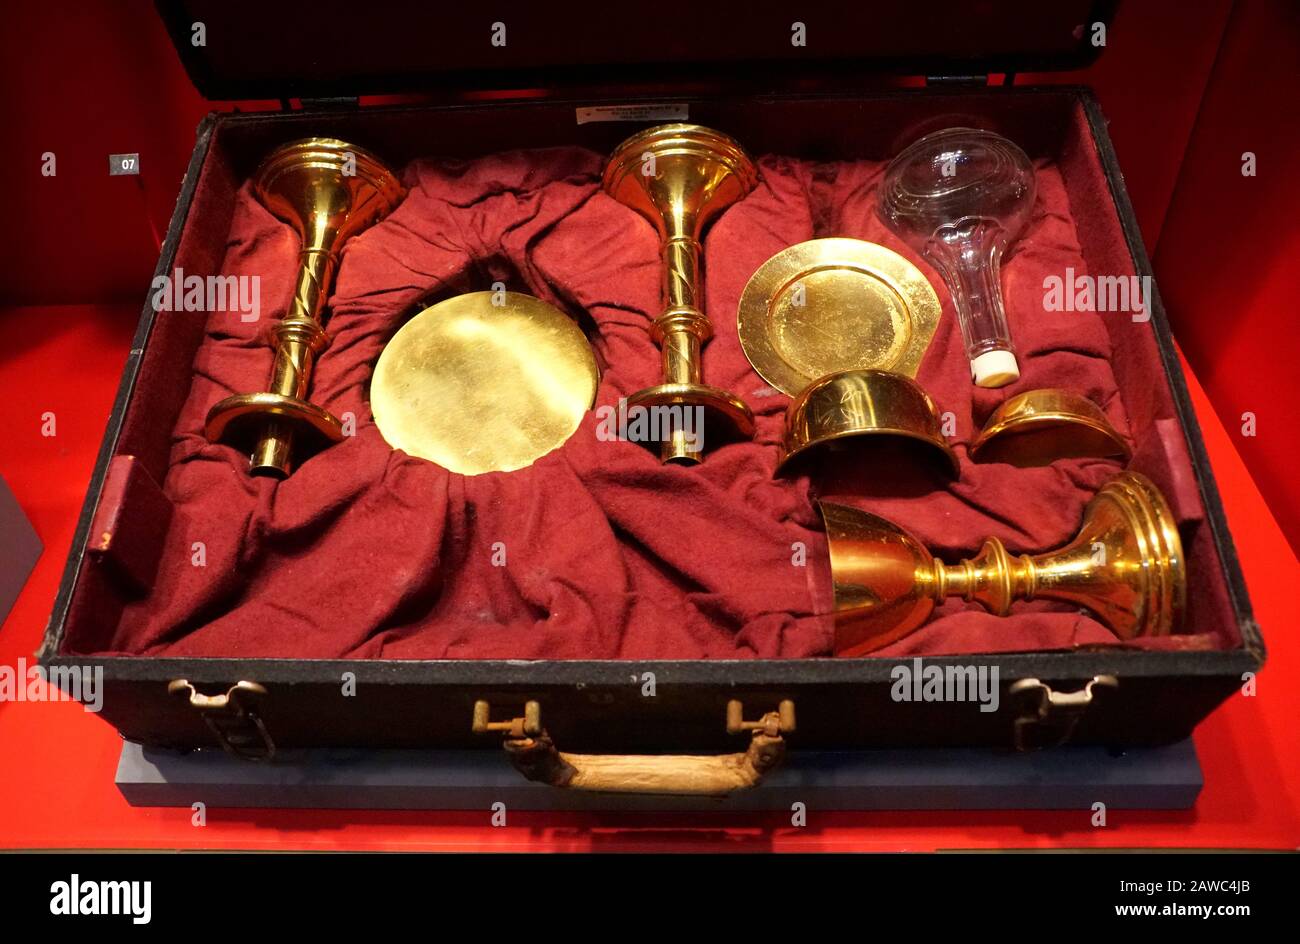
[109,153,140,176]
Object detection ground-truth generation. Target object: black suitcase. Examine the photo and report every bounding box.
[38,1,1262,791]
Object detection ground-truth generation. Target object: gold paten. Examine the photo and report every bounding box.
[370,292,598,475]
[205,138,406,477]
[820,471,1185,657]
[738,238,941,395]
[778,368,958,476]
[603,123,757,464]
[970,388,1131,466]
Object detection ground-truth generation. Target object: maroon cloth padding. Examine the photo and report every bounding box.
[86,455,173,593]
[60,98,1238,659]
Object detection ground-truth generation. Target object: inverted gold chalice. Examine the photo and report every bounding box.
[970,388,1130,466]
[778,368,958,477]
[735,238,951,479]
[821,471,1185,656]
[205,138,406,477]
[603,123,757,464]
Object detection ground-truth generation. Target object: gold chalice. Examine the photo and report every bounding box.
[205,138,406,477]
[603,123,757,464]
[821,471,1185,656]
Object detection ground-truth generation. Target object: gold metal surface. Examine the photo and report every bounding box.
[205,138,406,477]
[738,238,941,395]
[970,388,1131,466]
[820,471,1185,656]
[778,368,958,476]
[603,123,757,464]
[370,292,598,475]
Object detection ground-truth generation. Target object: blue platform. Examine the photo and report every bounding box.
[116,739,1202,812]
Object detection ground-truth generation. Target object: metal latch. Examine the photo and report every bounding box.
[168,680,275,761]
[1009,675,1118,751]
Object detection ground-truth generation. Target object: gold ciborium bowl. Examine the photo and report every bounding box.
[970,388,1130,467]
[779,368,958,477]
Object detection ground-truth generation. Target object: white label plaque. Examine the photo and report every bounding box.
[576,104,690,125]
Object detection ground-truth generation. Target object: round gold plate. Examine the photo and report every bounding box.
[737,238,941,395]
[370,292,598,475]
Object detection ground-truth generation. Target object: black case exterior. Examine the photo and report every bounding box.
[155,0,1118,100]
[38,83,1264,756]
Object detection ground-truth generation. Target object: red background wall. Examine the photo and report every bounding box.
[1149,1,1300,560]
[1,0,1296,551]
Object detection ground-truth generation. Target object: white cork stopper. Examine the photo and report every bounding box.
[971,350,1020,388]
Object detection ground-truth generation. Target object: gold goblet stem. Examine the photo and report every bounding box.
[654,232,713,463]
[924,539,1032,615]
[660,234,704,384]
[250,245,336,476]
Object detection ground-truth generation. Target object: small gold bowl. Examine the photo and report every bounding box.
[777,368,958,477]
[970,388,1130,467]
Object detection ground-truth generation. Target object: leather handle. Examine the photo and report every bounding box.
[474,699,794,797]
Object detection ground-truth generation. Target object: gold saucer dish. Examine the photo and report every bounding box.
[737,238,941,396]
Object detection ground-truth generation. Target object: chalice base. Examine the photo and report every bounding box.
[204,391,345,478]
[626,382,755,465]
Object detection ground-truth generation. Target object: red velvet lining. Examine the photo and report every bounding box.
[58,93,1241,659]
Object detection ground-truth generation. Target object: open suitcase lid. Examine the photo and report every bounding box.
[156,0,1117,101]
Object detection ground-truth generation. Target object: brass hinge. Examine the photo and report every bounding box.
[471,699,542,738]
[168,679,275,761]
[1009,675,1118,751]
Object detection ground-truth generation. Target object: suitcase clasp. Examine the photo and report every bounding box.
[168,679,275,761]
[1009,675,1118,751]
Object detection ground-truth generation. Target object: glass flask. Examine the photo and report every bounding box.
[878,128,1036,388]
